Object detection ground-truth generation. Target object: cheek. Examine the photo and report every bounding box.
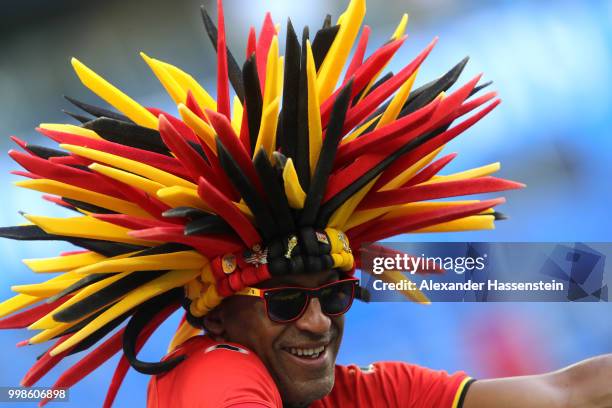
[222,301,282,350]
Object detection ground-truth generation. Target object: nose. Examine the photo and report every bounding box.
[294,297,331,334]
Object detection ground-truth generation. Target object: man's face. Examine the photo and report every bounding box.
[210,270,344,407]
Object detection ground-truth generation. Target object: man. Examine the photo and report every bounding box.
[0,0,609,407]
[149,268,612,407]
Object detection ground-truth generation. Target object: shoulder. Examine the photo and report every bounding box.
[147,336,282,408]
[316,362,472,408]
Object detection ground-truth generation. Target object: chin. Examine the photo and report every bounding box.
[282,375,335,407]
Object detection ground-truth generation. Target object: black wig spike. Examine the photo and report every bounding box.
[253,148,295,235]
[122,289,185,375]
[24,144,70,160]
[276,19,301,155]
[294,26,311,191]
[471,80,493,96]
[242,55,263,155]
[301,79,354,227]
[62,110,94,124]
[0,225,147,257]
[67,310,132,355]
[322,14,332,29]
[316,124,452,227]
[46,273,110,304]
[54,304,115,339]
[355,57,470,134]
[162,206,210,220]
[311,25,340,70]
[83,117,171,156]
[352,71,394,108]
[130,243,193,257]
[64,96,132,123]
[61,198,117,214]
[200,6,245,102]
[400,56,470,116]
[53,270,168,323]
[185,215,233,236]
[215,138,279,240]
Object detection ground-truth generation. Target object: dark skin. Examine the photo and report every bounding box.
[202,270,612,408]
[203,270,343,408]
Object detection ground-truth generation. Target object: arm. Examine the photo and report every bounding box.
[463,354,612,408]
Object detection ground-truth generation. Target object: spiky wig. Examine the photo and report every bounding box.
[0,0,522,405]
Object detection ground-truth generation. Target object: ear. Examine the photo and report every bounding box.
[202,307,226,341]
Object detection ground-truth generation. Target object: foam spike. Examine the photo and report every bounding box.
[23,214,155,246]
[60,144,196,189]
[316,0,366,101]
[70,58,158,129]
[306,41,323,177]
[23,252,105,274]
[49,268,199,356]
[15,179,151,218]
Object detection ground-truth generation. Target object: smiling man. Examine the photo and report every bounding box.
[147,269,474,408]
[148,268,612,408]
[0,0,610,407]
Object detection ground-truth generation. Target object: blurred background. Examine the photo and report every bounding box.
[0,0,611,405]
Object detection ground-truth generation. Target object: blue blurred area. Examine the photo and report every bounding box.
[0,0,611,406]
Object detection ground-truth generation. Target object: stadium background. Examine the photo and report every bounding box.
[0,0,610,405]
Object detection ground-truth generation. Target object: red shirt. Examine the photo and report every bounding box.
[148,336,472,408]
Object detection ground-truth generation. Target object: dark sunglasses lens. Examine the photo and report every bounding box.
[267,289,308,322]
[319,281,355,315]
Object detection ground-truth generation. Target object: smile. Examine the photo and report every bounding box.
[285,345,326,359]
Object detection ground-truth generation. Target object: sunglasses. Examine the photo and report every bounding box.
[236,278,359,323]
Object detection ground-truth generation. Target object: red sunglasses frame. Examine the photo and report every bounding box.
[236,277,359,323]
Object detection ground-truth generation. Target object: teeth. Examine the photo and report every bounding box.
[287,346,325,358]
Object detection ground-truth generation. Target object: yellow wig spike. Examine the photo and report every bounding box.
[231,95,243,134]
[253,96,280,158]
[89,163,164,197]
[60,144,196,189]
[412,215,495,233]
[283,158,306,209]
[317,0,366,101]
[358,16,410,103]
[23,214,155,246]
[39,124,101,140]
[380,201,492,219]
[168,321,202,353]
[23,251,106,274]
[29,321,81,345]
[345,199,491,231]
[341,114,380,144]
[15,179,152,218]
[262,36,279,108]
[12,274,82,297]
[426,162,501,184]
[156,186,211,211]
[50,268,201,356]
[141,52,187,105]
[380,146,443,191]
[391,13,409,40]
[378,270,430,304]
[375,70,417,130]
[70,58,158,129]
[342,148,444,230]
[0,294,40,320]
[29,269,138,330]
[328,177,379,229]
[158,61,217,110]
[277,56,285,98]
[306,41,323,177]
[178,104,217,153]
[72,251,206,275]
